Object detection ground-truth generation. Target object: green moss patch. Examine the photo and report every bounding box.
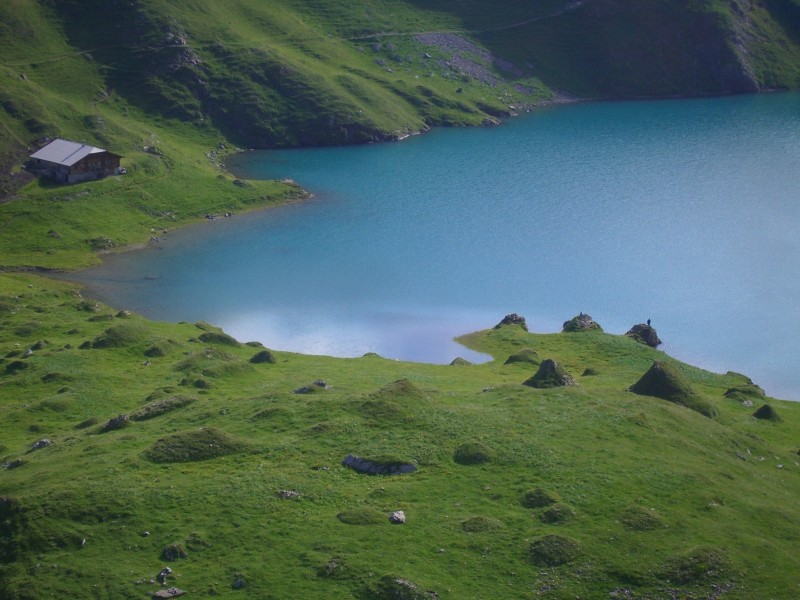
[528,534,581,566]
[143,428,248,463]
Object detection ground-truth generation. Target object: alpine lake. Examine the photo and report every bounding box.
[70,93,800,400]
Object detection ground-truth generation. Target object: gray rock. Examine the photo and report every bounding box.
[626,323,662,347]
[342,454,416,476]
[31,439,53,450]
[389,510,406,524]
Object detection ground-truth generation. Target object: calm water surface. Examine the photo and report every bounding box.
[73,94,800,399]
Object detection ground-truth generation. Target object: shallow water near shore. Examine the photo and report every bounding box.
[73,93,800,399]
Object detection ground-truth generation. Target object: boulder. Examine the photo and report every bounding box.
[342,454,416,476]
[389,510,406,524]
[494,313,528,331]
[522,359,577,388]
[30,439,53,451]
[101,414,130,432]
[626,323,662,347]
[562,313,602,332]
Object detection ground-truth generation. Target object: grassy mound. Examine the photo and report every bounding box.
[620,506,663,531]
[143,338,182,358]
[520,488,560,509]
[250,349,277,364]
[630,361,716,418]
[90,323,150,349]
[364,575,436,600]
[370,379,427,401]
[503,348,540,366]
[130,395,196,421]
[562,313,602,332]
[197,331,241,347]
[528,534,581,566]
[461,516,502,532]
[453,442,496,465]
[753,403,781,422]
[724,382,765,404]
[143,428,248,463]
[539,503,575,524]
[662,546,730,584]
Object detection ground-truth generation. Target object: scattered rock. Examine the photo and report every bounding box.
[152,589,185,598]
[562,313,602,332]
[522,359,577,388]
[30,439,53,451]
[366,575,438,600]
[342,454,416,475]
[294,380,329,394]
[753,403,780,421]
[494,313,528,331]
[626,323,662,347]
[156,566,172,583]
[278,490,301,500]
[389,510,406,524]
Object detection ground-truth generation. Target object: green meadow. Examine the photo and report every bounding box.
[2,1,800,598]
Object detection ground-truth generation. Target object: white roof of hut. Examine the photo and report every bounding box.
[30,139,108,167]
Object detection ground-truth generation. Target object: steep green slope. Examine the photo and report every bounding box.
[1,276,800,598]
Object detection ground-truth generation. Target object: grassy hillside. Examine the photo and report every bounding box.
[2,275,800,598]
[1,1,800,598]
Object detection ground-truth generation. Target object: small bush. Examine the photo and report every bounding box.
[453,442,496,465]
[521,487,560,509]
[528,534,581,566]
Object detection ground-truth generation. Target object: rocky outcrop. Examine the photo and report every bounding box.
[494,313,528,331]
[626,323,662,347]
[562,313,602,332]
[522,359,577,388]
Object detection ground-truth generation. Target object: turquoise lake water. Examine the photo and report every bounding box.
[73,93,800,400]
